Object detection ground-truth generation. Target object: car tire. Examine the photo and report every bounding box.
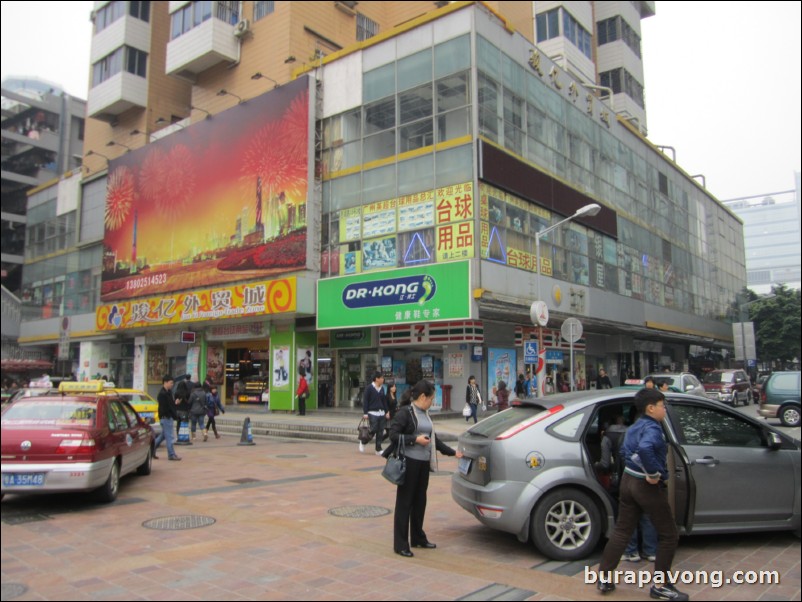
[531,489,601,561]
[137,445,153,476]
[779,405,801,428]
[95,459,121,503]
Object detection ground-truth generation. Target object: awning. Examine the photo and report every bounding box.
[0,358,54,372]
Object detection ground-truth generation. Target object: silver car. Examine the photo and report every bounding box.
[647,372,705,397]
[451,390,801,561]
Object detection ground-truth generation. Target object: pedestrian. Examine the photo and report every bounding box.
[464,375,481,424]
[515,373,526,399]
[596,368,613,390]
[296,366,310,416]
[204,385,225,440]
[595,388,688,601]
[384,379,462,557]
[361,370,388,455]
[387,382,399,421]
[153,375,181,461]
[188,381,208,441]
[174,373,192,437]
[496,380,510,411]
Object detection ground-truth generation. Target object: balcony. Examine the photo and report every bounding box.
[87,71,148,122]
[166,18,239,81]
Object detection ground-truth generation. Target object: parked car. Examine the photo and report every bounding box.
[1,381,155,502]
[452,390,801,561]
[702,369,753,405]
[645,372,705,397]
[99,386,161,437]
[758,371,801,428]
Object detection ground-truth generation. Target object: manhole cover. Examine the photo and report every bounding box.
[1,583,28,600]
[328,505,391,518]
[142,515,216,530]
[276,454,307,458]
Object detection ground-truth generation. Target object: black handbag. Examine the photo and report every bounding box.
[381,436,406,486]
[357,418,373,444]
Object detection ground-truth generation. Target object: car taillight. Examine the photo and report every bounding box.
[495,405,564,440]
[476,506,504,519]
[57,438,97,454]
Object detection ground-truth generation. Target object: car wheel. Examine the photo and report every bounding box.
[531,489,601,561]
[137,445,153,476]
[779,405,801,428]
[95,459,121,503]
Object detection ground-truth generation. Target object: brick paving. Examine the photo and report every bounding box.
[1,413,800,601]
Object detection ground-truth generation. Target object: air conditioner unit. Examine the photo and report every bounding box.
[233,19,250,38]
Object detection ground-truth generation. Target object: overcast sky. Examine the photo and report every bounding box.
[2,1,800,202]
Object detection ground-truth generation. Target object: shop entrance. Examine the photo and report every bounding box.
[225,342,269,404]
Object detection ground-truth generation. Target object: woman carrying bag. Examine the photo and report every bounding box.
[464,375,482,424]
[384,379,463,558]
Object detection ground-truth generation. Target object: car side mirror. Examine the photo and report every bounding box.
[767,432,782,450]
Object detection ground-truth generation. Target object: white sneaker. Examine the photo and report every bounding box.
[359,442,365,453]
[622,553,641,562]
[375,450,383,456]
[646,554,656,562]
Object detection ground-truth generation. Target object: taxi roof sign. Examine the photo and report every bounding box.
[59,381,106,393]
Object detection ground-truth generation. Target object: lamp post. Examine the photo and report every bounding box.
[532,203,601,397]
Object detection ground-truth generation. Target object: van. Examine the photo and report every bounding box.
[758,371,801,427]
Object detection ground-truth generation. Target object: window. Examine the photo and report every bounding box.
[599,67,644,108]
[92,46,148,87]
[357,13,379,41]
[170,1,219,40]
[672,404,764,448]
[129,1,150,22]
[254,0,274,21]
[95,1,125,33]
[536,8,560,42]
[597,16,641,58]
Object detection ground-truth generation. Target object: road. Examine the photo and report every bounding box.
[1,434,799,601]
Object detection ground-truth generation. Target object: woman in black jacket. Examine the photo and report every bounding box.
[385,379,463,557]
[465,375,481,424]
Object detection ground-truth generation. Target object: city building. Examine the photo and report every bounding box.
[722,176,802,296]
[18,1,745,410]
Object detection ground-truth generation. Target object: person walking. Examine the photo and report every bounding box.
[384,379,462,557]
[362,370,388,455]
[495,380,510,411]
[596,368,613,389]
[465,375,481,424]
[188,381,208,441]
[153,375,181,461]
[595,388,688,601]
[296,366,310,416]
[203,385,225,440]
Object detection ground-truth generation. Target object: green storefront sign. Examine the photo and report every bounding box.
[317,261,471,329]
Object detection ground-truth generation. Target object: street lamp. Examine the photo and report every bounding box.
[533,203,601,396]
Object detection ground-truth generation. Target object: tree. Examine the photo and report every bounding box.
[748,284,801,368]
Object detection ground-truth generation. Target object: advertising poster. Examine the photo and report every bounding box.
[362,235,397,271]
[397,190,435,232]
[362,199,397,239]
[339,207,362,242]
[101,78,310,301]
[133,336,145,391]
[488,347,516,389]
[186,345,200,380]
[340,246,361,275]
[297,346,314,385]
[273,346,290,389]
[422,355,434,378]
[206,346,225,385]
[147,346,166,384]
[392,360,406,383]
[382,356,393,378]
[449,353,464,378]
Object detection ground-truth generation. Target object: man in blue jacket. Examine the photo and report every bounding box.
[596,388,688,601]
[362,370,388,455]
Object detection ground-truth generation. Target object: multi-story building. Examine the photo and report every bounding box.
[722,177,802,295]
[1,78,86,294]
[18,1,745,410]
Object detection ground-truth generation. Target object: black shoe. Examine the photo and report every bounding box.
[168,455,182,461]
[152,454,159,459]
[395,549,414,558]
[412,541,436,549]
[650,585,689,601]
[597,581,616,594]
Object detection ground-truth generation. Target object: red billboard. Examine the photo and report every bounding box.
[101,77,311,301]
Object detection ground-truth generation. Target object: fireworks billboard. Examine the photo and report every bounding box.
[101,77,312,301]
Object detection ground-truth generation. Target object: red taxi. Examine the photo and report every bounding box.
[1,381,154,502]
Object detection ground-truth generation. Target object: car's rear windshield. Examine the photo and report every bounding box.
[465,404,548,438]
[704,372,733,384]
[1,399,97,427]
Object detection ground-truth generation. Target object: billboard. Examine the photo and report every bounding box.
[101,77,312,301]
[317,261,471,329]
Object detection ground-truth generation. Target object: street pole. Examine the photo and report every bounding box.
[533,203,600,397]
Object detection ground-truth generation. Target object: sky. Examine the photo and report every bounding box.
[1,1,800,203]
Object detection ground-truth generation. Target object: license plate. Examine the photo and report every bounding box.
[139,412,155,421]
[458,457,472,476]
[2,473,45,487]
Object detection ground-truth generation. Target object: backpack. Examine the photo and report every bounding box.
[189,388,207,415]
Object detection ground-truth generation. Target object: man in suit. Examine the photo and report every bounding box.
[362,370,389,455]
